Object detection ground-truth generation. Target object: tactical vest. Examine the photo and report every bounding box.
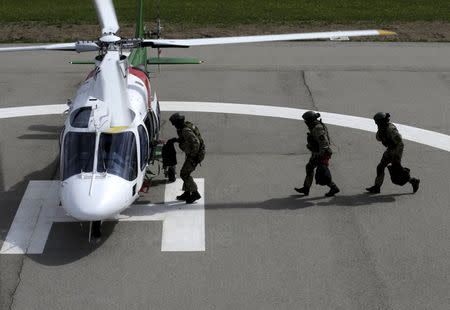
[377,123,402,148]
[185,121,206,163]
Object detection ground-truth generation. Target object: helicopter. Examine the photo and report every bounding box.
[0,0,394,239]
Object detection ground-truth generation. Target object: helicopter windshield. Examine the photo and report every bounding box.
[97,132,138,181]
[63,132,96,180]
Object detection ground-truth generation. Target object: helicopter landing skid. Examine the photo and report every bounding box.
[88,221,102,242]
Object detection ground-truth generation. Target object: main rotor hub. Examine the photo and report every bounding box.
[100,34,121,43]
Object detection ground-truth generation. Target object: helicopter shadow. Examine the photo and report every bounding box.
[0,148,117,266]
[29,221,118,266]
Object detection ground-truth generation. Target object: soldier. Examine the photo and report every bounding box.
[366,112,420,194]
[295,111,340,197]
[169,113,205,204]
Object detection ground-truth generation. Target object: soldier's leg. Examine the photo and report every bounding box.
[325,157,340,197]
[180,157,198,192]
[295,156,316,195]
[325,182,340,197]
[391,144,403,168]
[303,157,317,189]
[394,145,420,192]
[374,151,391,188]
[367,151,390,193]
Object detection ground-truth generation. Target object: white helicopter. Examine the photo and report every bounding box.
[0,0,394,238]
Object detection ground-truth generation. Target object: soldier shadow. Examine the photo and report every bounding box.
[207,196,315,210]
[310,192,413,207]
[208,192,412,211]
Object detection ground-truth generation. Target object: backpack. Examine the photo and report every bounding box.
[162,139,177,167]
[185,122,206,164]
[315,164,332,186]
[387,164,410,186]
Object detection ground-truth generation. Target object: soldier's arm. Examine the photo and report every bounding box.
[388,125,403,147]
[182,128,200,155]
[312,126,332,156]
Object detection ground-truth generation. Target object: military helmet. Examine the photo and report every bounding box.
[169,113,185,124]
[373,112,390,123]
[302,111,320,121]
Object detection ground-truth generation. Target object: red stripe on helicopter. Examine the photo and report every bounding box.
[129,67,152,109]
[85,69,97,81]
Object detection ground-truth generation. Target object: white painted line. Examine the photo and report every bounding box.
[0,104,66,119]
[0,102,449,152]
[161,101,450,152]
[0,181,56,254]
[1,179,205,254]
[27,181,60,254]
[162,178,205,252]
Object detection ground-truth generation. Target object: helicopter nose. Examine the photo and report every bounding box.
[61,174,134,221]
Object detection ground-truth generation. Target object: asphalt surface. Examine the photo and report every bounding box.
[0,42,449,310]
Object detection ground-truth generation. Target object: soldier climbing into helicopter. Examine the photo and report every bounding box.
[169,113,206,204]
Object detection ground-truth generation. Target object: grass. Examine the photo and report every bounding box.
[0,0,449,25]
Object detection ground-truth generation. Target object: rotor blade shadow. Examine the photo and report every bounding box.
[17,124,63,140]
[27,125,62,133]
[17,134,59,140]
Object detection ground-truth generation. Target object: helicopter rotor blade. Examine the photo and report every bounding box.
[92,0,120,36]
[0,42,99,53]
[143,30,396,48]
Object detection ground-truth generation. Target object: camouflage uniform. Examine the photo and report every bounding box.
[177,121,202,192]
[374,122,405,187]
[303,120,336,188]
[367,112,419,194]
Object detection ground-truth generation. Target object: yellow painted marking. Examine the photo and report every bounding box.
[107,126,128,133]
[378,30,397,36]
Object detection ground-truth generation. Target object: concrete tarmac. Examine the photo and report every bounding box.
[0,42,449,309]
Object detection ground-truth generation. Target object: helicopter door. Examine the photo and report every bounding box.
[138,125,149,169]
[144,113,154,140]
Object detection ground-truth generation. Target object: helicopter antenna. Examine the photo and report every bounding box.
[151,0,162,72]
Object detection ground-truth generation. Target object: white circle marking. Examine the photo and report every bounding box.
[0,102,449,152]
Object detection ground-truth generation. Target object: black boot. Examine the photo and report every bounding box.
[294,187,310,196]
[186,191,201,204]
[410,178,420,193]
[325,184,340,197]
[366,185,380,194]
[176,191,190,201]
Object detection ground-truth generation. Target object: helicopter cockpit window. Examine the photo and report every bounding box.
[97,132,138,181]
[70,107,92,128]
[63,132,96,180]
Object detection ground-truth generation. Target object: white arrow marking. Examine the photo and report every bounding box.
[1,179,205,254]
[0,102,448,152]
